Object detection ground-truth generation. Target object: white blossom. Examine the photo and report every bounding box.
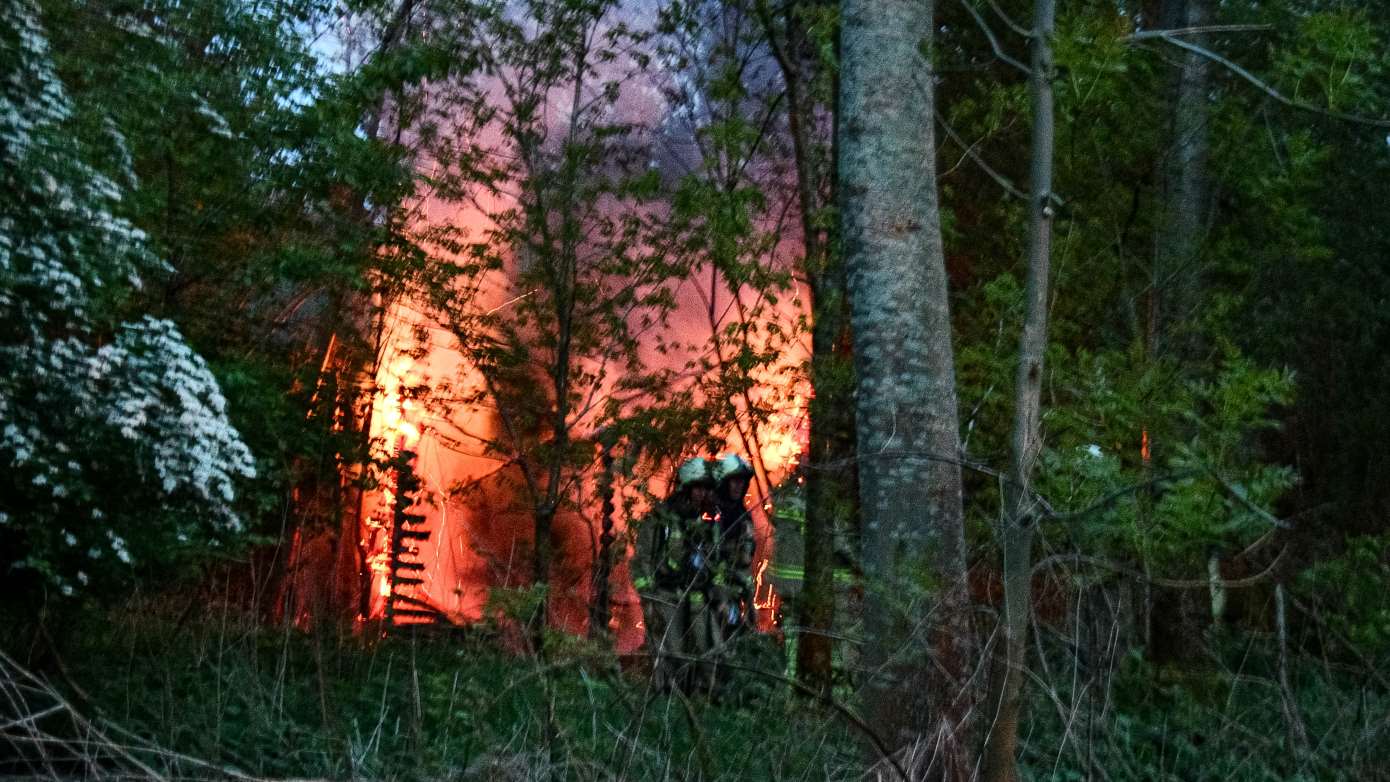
[0,0,256,590]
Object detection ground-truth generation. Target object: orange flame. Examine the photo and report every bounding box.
[362,350,427,619]
[752,558,780,626]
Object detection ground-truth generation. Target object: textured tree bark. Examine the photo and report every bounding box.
[981,0,1055,777]
[838,0,973,775]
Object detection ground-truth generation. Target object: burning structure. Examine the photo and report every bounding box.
[275,285,808,651]
[330,285,808,651]
[274,0,809,651]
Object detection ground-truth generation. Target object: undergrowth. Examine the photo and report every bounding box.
[8,593,1389,781]
[1016,634,1390,781]
[21,603,856,781]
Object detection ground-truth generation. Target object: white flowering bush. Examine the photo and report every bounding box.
[0,0,256,593]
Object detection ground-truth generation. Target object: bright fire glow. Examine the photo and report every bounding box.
[341,172,810,644]
[752,558,779,613]
[363,352,426,617]
[348,295,806,641]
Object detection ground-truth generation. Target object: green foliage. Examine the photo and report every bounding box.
[1298,533,1390,652]
[9,0,1390,775]
[486,584,549,627]
[26,0,463,553]
[646,0,806,488]
[1,0,258,597]
[1018,641,1390,781]
[421,0,690,534]
[1030,348,1295,572]
[1272,10,1384,113]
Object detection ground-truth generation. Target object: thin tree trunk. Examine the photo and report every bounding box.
[839,0,972,774]
[1151,0,1211,357]
[319,0,415,626]
[1274,583,1311,762]
[532,28,592,648]
[981,0,1056,776]
[757,0,855,695]
[798,284,853,691]
[1140,0,1212,661]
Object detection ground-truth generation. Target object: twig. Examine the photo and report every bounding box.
[1043,469,1202,523]
[0,651,171,781]
[672,688,717,779]
[1274,584,1312,761]
[0,703,64,732]
[1288,594,1390,694]
[1207,467,1294,529]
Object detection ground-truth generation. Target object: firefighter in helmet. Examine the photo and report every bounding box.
[710,453,758,639]
[633,456,720,692]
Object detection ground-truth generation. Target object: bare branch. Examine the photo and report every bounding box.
[1142,33,1390,127]
[936,110,1066,206]
[958,0,1031,74]
[935,111,1027,199]
[987,0,1032,38]
[1207,467,1295,529]
[654,652,912,782]
[1126,23,1273,40]
[1034,547,1288,589]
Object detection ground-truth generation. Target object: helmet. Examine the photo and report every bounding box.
[676,456,714,490]
[712,453,754,484]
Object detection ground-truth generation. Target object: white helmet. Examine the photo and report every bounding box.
[676,456,714,490]
[712,453,754,484]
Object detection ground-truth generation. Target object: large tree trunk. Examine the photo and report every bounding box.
[839,0,972,775]
[980,0,1056,777]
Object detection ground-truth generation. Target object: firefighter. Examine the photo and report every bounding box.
[633,456,719,692]
[710,453,757,639]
